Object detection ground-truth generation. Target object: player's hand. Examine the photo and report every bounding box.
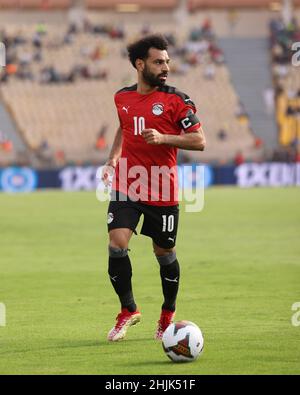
[101,159,116,187]
[141,129,165,145]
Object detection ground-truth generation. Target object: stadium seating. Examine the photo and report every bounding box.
[0,0,71,8]
[86,0,177,10]
[188,0,300,10]
[0,145,16,166]
[270,18,300,150]
[0,12,263,166]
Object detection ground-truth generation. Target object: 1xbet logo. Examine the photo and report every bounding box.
[292,42,300,66]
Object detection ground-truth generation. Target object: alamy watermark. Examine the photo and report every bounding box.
[96,159,205,213]
[0,302,6,327]
[292,42,300,67]
[291,302,300,327]
[0,42,5,67]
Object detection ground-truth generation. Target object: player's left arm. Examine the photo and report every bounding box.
[141,126,206,151]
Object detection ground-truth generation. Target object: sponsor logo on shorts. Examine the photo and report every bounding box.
[107,212,114,224]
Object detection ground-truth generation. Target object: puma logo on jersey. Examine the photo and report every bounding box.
[164,277,178,283]
[168,237,175,242]
[122,106,130,113]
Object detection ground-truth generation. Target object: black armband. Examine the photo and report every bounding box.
[178,109,200,130]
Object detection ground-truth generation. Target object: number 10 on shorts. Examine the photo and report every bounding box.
[162,215,174,232]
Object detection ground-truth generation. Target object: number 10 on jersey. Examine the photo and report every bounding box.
[134,116,145,135]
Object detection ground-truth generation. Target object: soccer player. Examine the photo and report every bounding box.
[101,34,206,341]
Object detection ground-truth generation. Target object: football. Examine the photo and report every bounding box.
[162,321,204,362]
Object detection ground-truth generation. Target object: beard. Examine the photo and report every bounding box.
[142,65,167,87]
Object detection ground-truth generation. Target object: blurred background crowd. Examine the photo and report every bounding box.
[0,0,299,168]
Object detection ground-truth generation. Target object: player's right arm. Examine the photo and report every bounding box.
[101,126,122,186]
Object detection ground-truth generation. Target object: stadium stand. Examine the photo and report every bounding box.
[188,0,300,10]
[269,14,300,160]
[7,0,300,166]
[0,138,15,166]
[0,0,71,9]
[0,12,262,167]
[86,0,178,11]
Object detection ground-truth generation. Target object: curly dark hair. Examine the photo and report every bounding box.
[127,34,169,69]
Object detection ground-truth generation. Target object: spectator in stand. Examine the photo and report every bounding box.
[0,69,9,83]
[254,136,263,149]
[235,100,248,120]
[55,150,66,167]
[96,124,108,150]
[90,45,103,61]
[36,22,47,36]
[263,86,275,115]
[227,8,239,36]
[165,33,176,48]
[234,151,245,166]
[286,105,295,116]
[204,61,216,80]
[217,127,227,141]
[201,18,212,34]
[6,63,18,76]
[36,139,53,164]
[32,32,42,49]
[291,137,300,151]
[109,25,125,40]
[16,65,34,81]
[141,23,151,36]
[209,42,225,64]
[1,139,13,153]
[40,65,61,83]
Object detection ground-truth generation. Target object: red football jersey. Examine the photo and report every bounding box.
[112,84,201,206]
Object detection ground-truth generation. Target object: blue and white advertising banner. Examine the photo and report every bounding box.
[1,163,299,192]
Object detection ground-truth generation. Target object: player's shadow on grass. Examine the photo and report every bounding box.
[0,340,102,356]
[118,338,157,343]
[53,340,102,349]
[49,338,155,349]
[0,338,162,357]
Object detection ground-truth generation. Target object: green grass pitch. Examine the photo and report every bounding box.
[0,187,300,375]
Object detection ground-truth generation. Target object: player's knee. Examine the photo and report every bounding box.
[153,242,175,257]
[109,236,129,250]
[109,229,131,250]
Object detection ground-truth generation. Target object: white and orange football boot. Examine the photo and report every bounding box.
[107,308,141,341]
